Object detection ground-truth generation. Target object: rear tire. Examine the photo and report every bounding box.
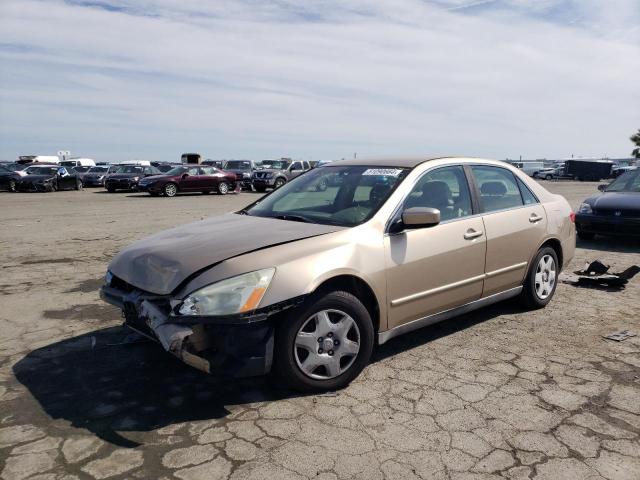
[272,290,374,392]
[218,182,229,195]
[8,179,16,192]
[107,186,116,193]
[577,231,595,241]
[545,174,553,180]
[520,247,558,309]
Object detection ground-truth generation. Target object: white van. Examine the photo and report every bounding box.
[17,155,60,165]
[506,161,544,177]
[60,158,96,167]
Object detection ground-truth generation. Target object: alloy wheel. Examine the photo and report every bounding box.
[534,254,556,300]
[294,309,360,380]
[164,183,177,197]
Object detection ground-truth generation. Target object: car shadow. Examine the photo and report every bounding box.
[13,299,524,447]
[576,236,639,254]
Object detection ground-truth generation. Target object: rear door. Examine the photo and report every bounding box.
[385,165,486,329]
[468,165,547,297]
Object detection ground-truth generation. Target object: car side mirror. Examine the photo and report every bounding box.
[597,184,607,192]
[182,173,189,179]
[401,207,441,229]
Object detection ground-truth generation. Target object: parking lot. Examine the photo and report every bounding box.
[0,182,638,480]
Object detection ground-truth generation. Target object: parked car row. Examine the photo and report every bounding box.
[0,158,320,197]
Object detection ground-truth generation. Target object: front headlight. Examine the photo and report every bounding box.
[578,203,593,214]
[265,173,273,178]
[177,268,275,316]
[132,176,140,182]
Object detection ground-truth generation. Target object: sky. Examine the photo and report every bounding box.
[0,0,639,163]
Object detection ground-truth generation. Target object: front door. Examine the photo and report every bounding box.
[385,165,486,329]
[180,166,203,191]
[468,165,548,296]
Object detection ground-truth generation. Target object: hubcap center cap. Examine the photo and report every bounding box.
[322,338,334,351]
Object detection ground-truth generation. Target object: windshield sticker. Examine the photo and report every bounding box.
[363,168,403,177]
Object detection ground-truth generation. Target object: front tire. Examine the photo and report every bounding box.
[107,186,116,193]
[274,177,286,189]
[8,179,16,192]
[254,185,266,193]
[163,183,178,197]
[520,247,558,309]
[76,180,83,190]
[545,174,553,180]
[273,291,374,392]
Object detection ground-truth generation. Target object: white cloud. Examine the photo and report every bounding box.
[0,0,638,161]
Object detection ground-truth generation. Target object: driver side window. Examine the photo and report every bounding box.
[290,162,302,171]
[403,166,472,222]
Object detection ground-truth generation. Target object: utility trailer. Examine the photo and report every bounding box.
[563,160,614,181]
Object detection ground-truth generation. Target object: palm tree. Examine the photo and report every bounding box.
[631,129,640,158]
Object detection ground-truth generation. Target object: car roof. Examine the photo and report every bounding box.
[326,156,464,168]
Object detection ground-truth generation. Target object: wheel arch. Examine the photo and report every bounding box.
[538,237,563,271]
[311,274,381,334]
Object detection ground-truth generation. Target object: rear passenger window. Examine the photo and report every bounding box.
[404,166,472,221]
[471,166,524,213]
[517,177,538,205]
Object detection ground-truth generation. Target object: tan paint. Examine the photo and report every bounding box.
[111,156,575,338]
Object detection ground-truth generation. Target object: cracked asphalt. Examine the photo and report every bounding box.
[0,181,638,480]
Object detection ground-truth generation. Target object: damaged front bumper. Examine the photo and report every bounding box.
[100,283,300,378]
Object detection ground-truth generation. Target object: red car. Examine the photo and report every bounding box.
[137,165,237,197]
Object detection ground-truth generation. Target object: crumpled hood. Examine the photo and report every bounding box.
[584,192,640,210]
[108,213,344,294]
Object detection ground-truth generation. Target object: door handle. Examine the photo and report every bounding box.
[464,229,483,240]
[529,214,543,223]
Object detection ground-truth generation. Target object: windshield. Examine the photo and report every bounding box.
[165,166,188,176]
[605,169,640,192]
[26,167,59,175]
[226,161,251,170]
[74,166,91,173]
[261,160,290,170]
[243,166,409,227]
[88,167,108,173]
[113,165,144,174]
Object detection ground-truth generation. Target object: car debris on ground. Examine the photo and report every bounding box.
[602,330,637,342]
[560,260,640,289]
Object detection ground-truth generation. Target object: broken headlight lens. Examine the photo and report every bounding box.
[578,203,593,214]
[177,268,275,316]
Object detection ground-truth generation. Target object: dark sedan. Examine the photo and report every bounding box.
[16,165,82,192]
[137,165,237,197]
[575,169,640,239]
[81,166,111,187]
[223,160,256,190]
[105,165,161,192]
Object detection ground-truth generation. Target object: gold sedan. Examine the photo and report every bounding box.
[101,156,575,391]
